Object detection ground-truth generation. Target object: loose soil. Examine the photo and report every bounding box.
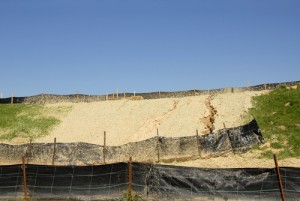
[33,91,265,146]
[3,90,298,168]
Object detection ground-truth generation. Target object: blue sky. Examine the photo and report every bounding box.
[0,0,299,97]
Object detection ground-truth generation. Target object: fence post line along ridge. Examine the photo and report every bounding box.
[1,81,299,104]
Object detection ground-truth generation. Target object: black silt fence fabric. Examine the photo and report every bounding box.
[227,119,264,152]
[0,163,129,200]
[0,97,25,104]
[132,163,300,200]
[0,165,23,199]
[0,120,264,165]
[200,119,264,154]
[0,163,300,200]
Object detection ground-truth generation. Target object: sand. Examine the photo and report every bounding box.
[35,91,265,146]
[169,152,300,168]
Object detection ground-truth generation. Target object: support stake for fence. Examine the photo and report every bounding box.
[11,93,13,104]
[128,156,132,196]
[116,87,119,99]
[52,138,56,166]
[41,93,44,104]
[196,130,201,157]
[103,131,106,164]
[274,154,286,201]
[22,156,27,201]
[158,91,161,98]
[157,129,160,163]
[223,123,233,152]
[27,139,32,164]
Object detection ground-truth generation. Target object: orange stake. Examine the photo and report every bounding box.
[128,156,133,196]
[52,138,56,165]
[22,156,27,201]
[274,155,286,201]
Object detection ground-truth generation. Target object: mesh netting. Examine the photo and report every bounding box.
[0,163,299,200]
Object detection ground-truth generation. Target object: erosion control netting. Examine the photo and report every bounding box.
[0,163,299,200]
[0,120,264,165]
[0,80,299,104]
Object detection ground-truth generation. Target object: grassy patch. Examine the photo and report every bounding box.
[246,85,300,159]
[0,104,60,141]
[116,192,142,201]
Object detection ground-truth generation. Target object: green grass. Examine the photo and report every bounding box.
[246,85,300,159]
[0,104,60,141]
[116,192,143,201]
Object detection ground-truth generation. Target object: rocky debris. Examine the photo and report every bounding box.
[200,96,217,134]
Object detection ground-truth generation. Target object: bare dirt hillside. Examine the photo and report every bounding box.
[3,90,300,168]
[35,91,266,146]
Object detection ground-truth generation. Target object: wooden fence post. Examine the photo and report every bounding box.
[22,156,27,201]
[27,139,32,164]
[42,93,46,104]
[103,131,106,164]
[157,129,160,163]
[196,130,201,157]
[116,87,119,99]
[223,123,233,152]
[274,154,286,201]
[128,156,132,196]
[11,93,13,104]
[52,138,56,166]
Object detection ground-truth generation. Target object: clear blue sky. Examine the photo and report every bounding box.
[0,0,299,97]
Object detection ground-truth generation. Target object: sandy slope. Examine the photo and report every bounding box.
[3,90,300,168]
[36,91,265,146]
[170,153,300,168]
